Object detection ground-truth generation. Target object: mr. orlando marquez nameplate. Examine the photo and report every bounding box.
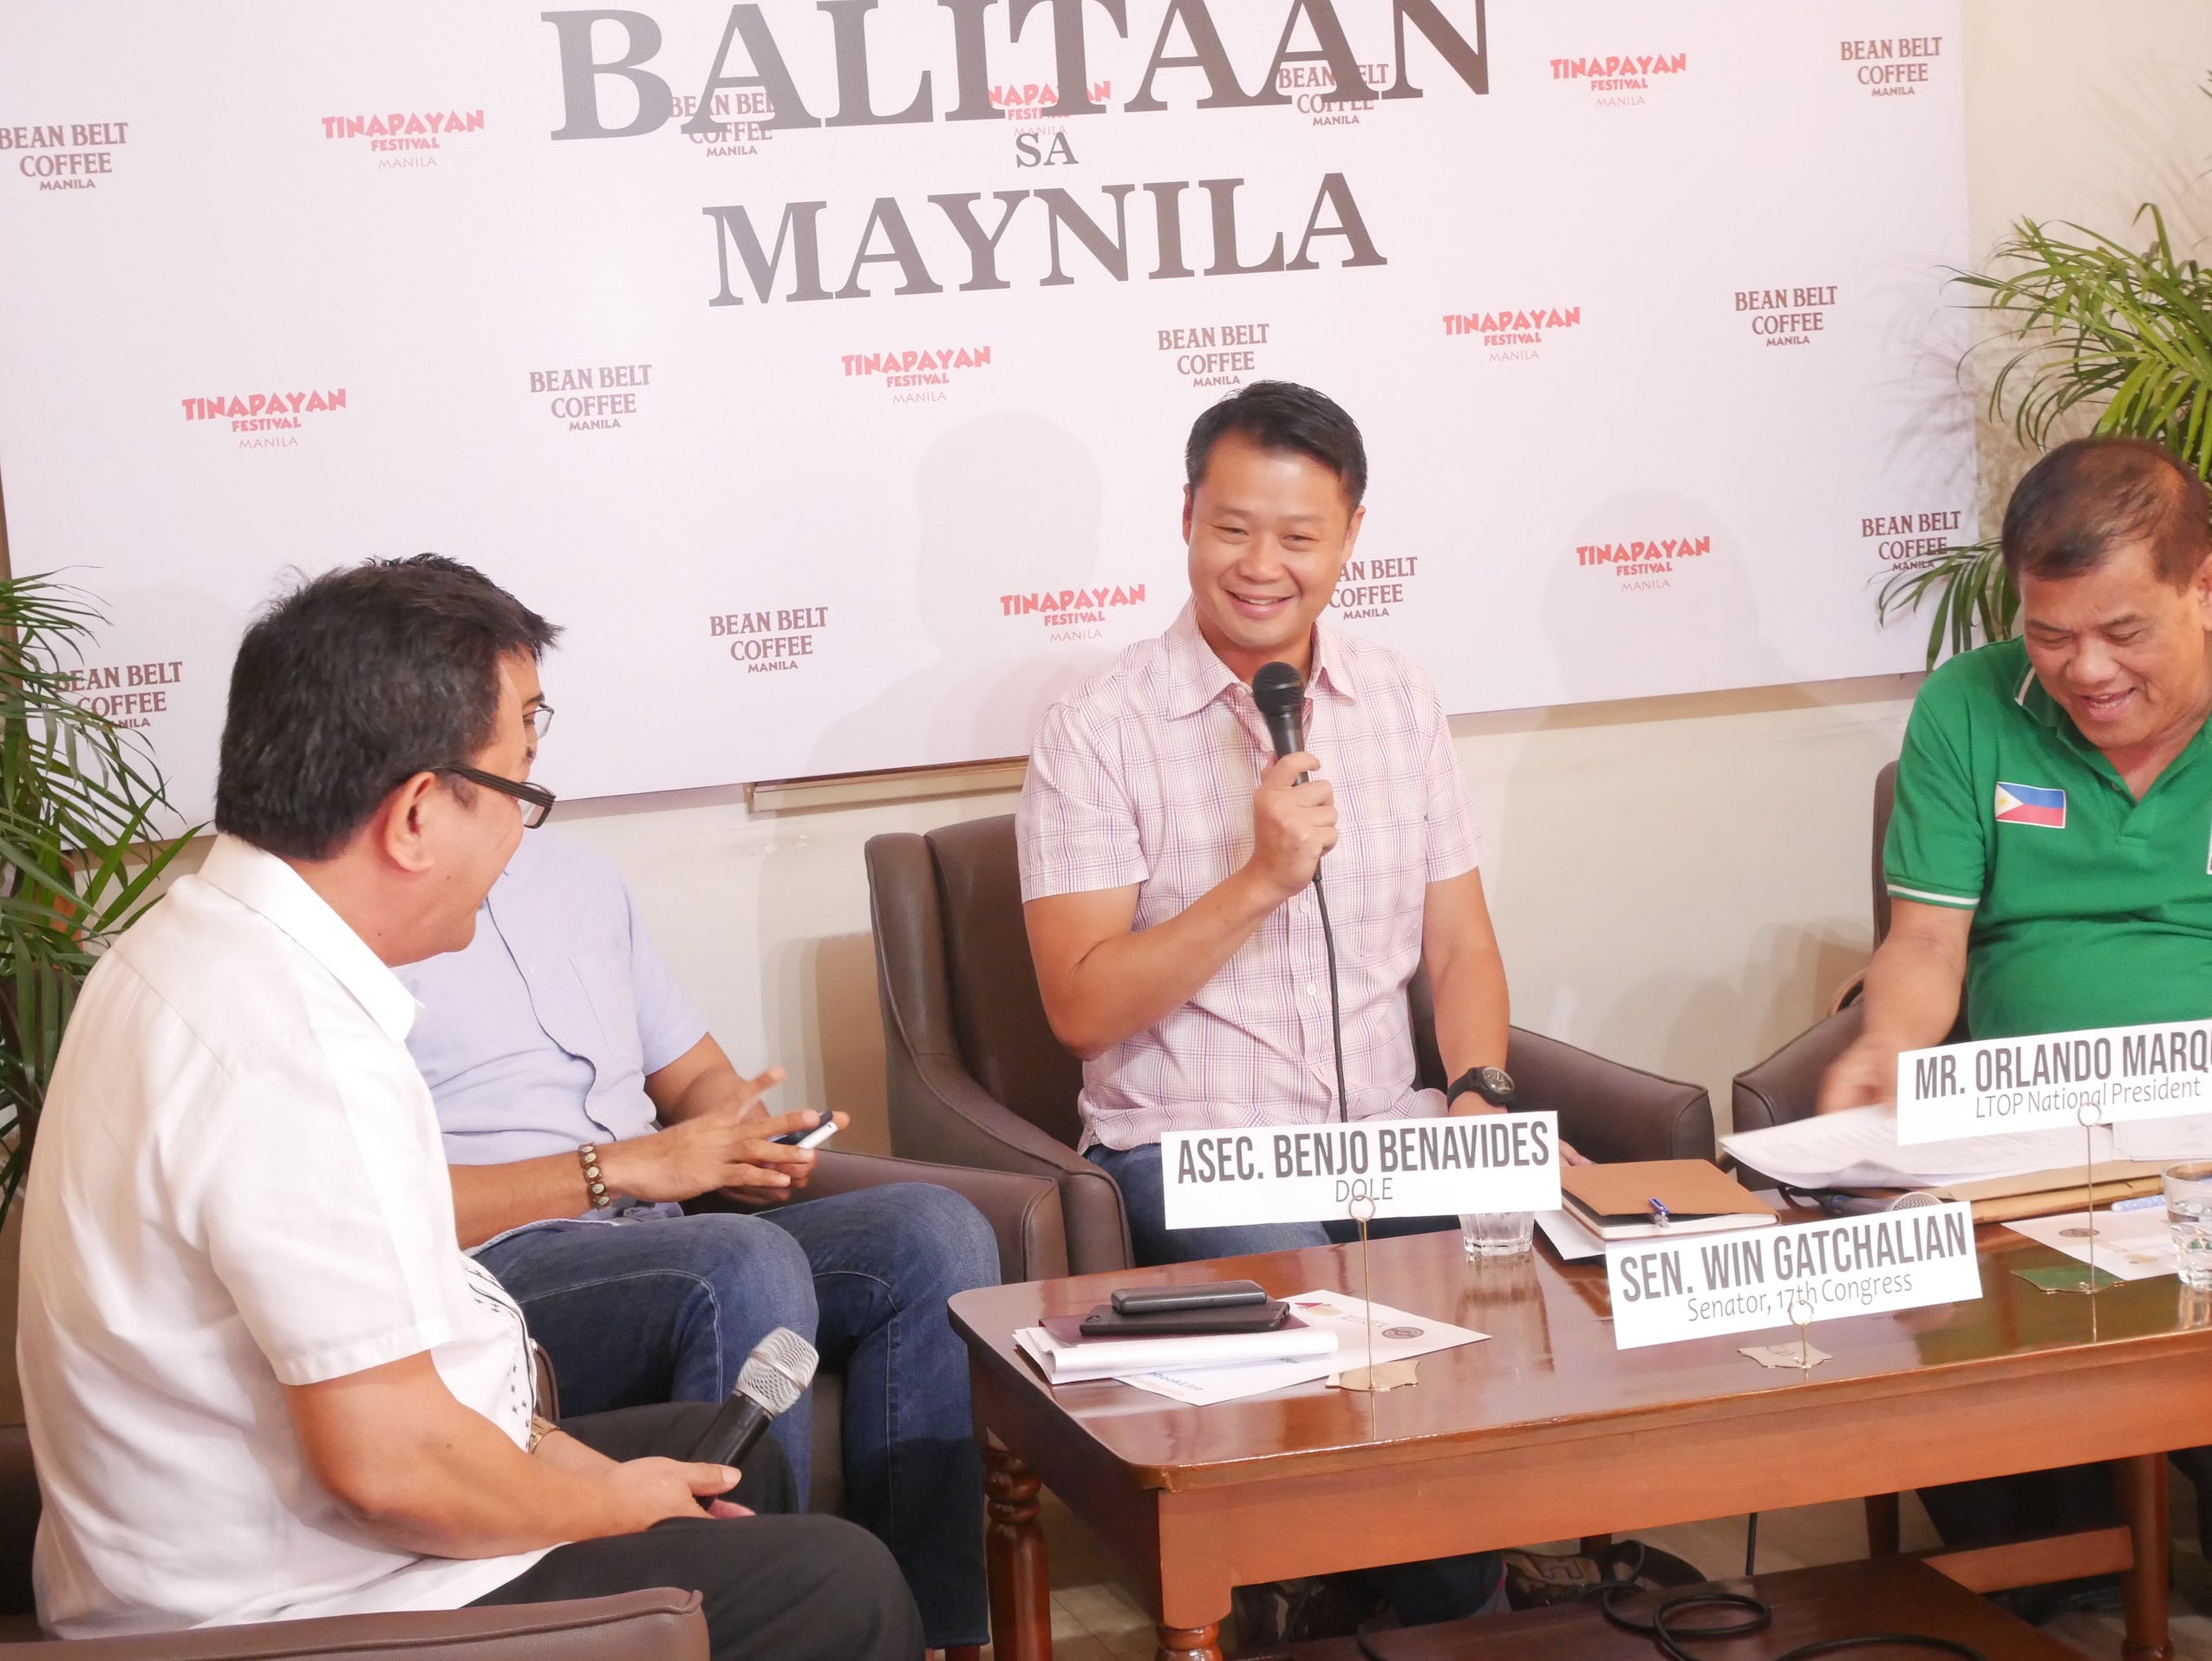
[1896,1018,2212,1144]
[1159,1114,1563,1230]
[1607,1202,1980,1350]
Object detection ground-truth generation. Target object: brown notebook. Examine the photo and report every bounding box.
[1561,1159,1778,1240]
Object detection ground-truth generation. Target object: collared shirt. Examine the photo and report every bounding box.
[1886,635,2212,1038]
[1017,603,1484,1151]
[18,836,545,1638]
[396,830,708,1176]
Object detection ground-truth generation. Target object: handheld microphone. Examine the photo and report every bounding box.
[1252,661,1308,780]
[1249,661,1349,1124]
[688,1326,819,1492]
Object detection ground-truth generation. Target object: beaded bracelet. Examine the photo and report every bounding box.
[578,1143,611,1209]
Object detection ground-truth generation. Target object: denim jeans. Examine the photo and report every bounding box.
[474,1182,995,1649]
[1086,1141,1457,1266]
[1086,1142,1501,1622]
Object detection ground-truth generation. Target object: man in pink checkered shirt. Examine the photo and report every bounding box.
[1018,381,1534,1269]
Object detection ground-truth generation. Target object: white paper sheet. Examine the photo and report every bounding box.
[1012,1318,1338,1383]
[2113,1115,2212,1164]
[2004,1207,2177,1281]
[1536,1209,1605,1261]
[1722,1106,2118,1189]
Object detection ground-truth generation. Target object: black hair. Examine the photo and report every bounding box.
[2000,435,2210,587]
[1184,381,1367,508]
[215,554,560,860]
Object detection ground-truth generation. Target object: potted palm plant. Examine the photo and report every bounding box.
[1882,203,2212,662]
[0,574,192,1224]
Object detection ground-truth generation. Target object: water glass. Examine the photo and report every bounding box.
[1460,1211,1535,1260]
[2164,1163,2212,1290]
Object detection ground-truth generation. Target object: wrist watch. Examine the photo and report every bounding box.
[1446,1065,1517,1109]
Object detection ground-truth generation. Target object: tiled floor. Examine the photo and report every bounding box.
[987,1477,2212,1660]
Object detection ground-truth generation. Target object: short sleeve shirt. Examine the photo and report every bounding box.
[1885,635,2212,1038]
[397,830,709,1172]
[17,837,547,1638]
[1017,603,1484,1150]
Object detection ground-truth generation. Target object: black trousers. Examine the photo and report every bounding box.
[469,1402,924,1661]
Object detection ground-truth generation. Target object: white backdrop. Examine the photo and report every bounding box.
[0,0,1972,819]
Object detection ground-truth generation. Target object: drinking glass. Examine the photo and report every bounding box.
[2163,1163,2212,1290]
[1460,1212,1534,1259]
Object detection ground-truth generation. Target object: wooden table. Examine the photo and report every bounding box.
[949,1224,2212,1661]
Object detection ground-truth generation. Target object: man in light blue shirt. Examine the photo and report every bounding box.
[398,826,994,1652]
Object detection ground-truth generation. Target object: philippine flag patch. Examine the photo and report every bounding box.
[1994,781,2066,829]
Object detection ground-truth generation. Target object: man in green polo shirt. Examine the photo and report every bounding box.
[1816,435,2212,1604]
[1823,434,2212,1111]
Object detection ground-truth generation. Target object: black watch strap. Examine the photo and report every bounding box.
[1446,1065,1516,1108]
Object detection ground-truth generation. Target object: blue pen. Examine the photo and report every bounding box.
[1648,1198,1671,1229]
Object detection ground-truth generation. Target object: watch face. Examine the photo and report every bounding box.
[1478,1067,1515,1100]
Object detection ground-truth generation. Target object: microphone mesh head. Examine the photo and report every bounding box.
[1251,661,1305,720]
[737,1326,819,1415]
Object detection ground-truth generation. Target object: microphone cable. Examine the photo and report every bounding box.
[1313,868,1348,1124]
[1347,1560,1984,1661]
[1252,660,1351,1125]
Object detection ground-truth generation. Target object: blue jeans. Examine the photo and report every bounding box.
[1086,1142,1502,1621]
[1087,1142,1458,1266]
[474,1182,995,1649]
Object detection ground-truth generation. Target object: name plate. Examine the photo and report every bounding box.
[1606,1202,1981,1350]
[1896,1018,2212,1144]
[1159,1113,1563,1230]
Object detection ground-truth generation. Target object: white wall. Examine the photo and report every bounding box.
[540,1,2212,1150]
[14,2,2200,1156]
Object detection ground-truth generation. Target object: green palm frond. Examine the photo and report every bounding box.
[0,574,195,1223]
[1898,180,2212,667]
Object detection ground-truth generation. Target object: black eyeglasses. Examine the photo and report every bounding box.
[438,765,557,829]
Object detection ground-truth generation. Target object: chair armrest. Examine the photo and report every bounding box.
[889,1053,1132,1276]
[0,1591,708,1661]
[0,1426,37,1619]
[1731,1005,1864,1137]
[1506,1026,1714,1163]
[805,1149,1069,1281]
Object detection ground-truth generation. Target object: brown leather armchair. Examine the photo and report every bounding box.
[0,1422,705,1654]
[865,813,1716,1274]
[1730,761,1899,1143]
[0,1155,1056,1648]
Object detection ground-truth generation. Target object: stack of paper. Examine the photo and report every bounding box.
[1013,1293,1488,1406]
[1722,1106,2124,1190]
[1014,1319,1338,1384]
[2113,1115,2212,1164]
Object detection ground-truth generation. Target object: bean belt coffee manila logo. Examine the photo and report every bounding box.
[1863,508,1963,574]
[1548,51,1685,107]
[1736,285,1836,347]
[181,388,346,452]
[1330,555,1419,619]
[1001,583,1147,642]
[841,344,991,405]
[322,109,484,171]
[530,362,653,430]
[1577,534,1708,592]
[1841,36,1941,99]
[540,0,1491,304]
[64,658,184,729]
[1158,321,1269,388]
[1274,61,1388,126]
[2,121,128,192]
[1442,304,1579,362]
[675,89,778,155]
[708,605,830,674]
